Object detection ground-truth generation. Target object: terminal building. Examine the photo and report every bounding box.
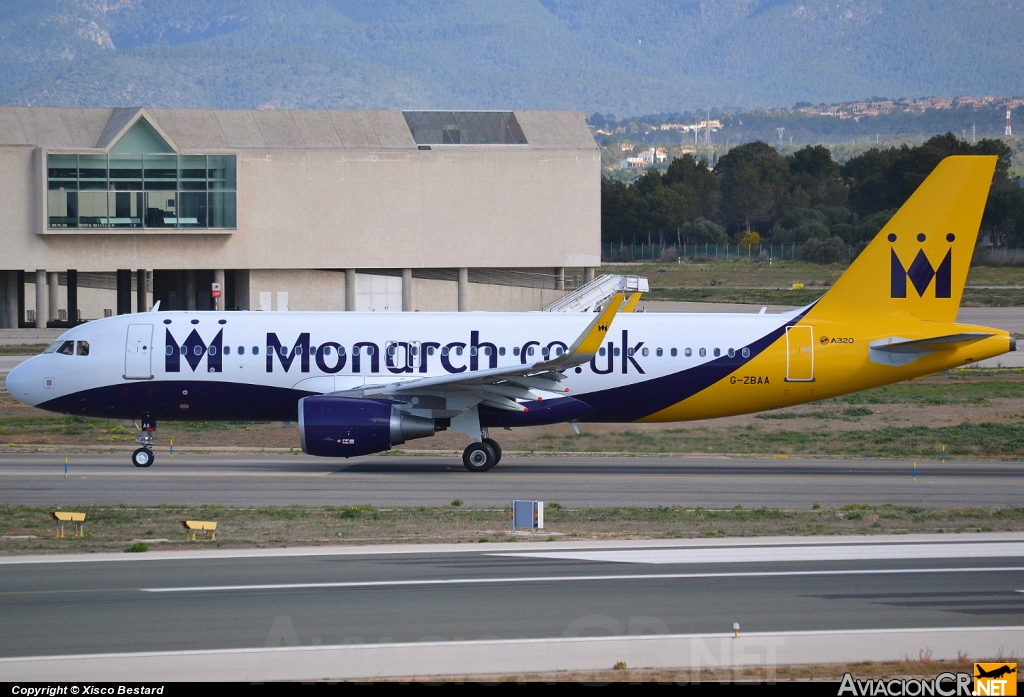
[0,107,600,328]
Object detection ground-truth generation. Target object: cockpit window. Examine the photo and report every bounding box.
[56,341,74,355]
[43,341,63,354]
[76,341,90,356]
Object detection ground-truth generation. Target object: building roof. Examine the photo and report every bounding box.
[0,107,595,152]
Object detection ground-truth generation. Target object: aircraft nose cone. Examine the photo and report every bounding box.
[4,358,40,406]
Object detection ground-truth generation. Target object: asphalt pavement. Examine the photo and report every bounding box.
[0,453,1020,507]
[0,534,1021,679]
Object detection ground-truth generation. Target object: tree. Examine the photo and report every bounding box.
[715,141,792,234]
[787,145,847,207]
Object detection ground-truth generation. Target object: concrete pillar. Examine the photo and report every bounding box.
[213,269,225,311]
[47,272,59,321]
[116,269,132,315]
[555,267,565,291]
[345,269,356,311]
[66,270,78,325]
[135,269,146,313]
[34,270,46,328]
[184,271,196,311]
[584,267,596,284]
[457,267,469,312]
[401,268,413,311]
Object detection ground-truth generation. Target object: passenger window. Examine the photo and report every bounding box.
[656,348,663,357]
[598,347,606,357]
[387,345,397,357]
[224,346,231,355]
[57,341,74,355]
[441,346,449,356]
[195,345,204,356]
[266,346,274,356]
[499,347,505,356]
[513,347,520,356]
[455,347,463,356]
[699,348,706,357]
[411,346,418,356]
[641,347,649,357]
[470,347,478,356]
[555,346,564,356]
[165,346,174,356]
[741,348,750,358]
[542,347,549,358]
[728,348,735,358]
[714,348,721,357]
[626,347,633,357]
[252,346,258,355]
[683,348,691,357]
[76,341,89,356]
[527,347,535,356]
[427,346,434,356]
[613,348,620,357]
[209,346,217,356]
[338,346,346,356]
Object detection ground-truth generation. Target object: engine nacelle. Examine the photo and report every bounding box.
[298,396,436,457]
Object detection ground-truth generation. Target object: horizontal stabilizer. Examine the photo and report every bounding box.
[869,332,993,366]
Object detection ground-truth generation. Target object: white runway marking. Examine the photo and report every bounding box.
[493,541,1024,565]
[141,566,1024,593]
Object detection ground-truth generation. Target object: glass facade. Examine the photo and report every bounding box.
[403,111,528,145]
[47,154,236,230]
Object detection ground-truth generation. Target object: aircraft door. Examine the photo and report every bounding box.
[785,325,815,382]
[124,324,154,380]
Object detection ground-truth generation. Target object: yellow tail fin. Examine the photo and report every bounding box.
[810,155,996,323]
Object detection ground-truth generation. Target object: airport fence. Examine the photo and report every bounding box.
[601,243,856,264]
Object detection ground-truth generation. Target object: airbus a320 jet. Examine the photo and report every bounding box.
[5,156,1016,471]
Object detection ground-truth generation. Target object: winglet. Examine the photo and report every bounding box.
[621,292,643,313]
[561,292,627,360]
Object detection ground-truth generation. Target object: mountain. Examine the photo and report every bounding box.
[1,0,1022,114]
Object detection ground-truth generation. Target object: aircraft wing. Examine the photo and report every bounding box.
[330,293,628,412]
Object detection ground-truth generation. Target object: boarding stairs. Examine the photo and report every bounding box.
[543,274,650,313]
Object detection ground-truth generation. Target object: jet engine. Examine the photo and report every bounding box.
[298,396,437,457]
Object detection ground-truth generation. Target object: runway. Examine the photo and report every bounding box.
[0,534,1021,680]
[0,453,1021,507]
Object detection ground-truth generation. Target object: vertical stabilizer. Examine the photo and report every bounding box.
[809,156,996,323]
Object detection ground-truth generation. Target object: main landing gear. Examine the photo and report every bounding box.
[132,416,157,468]
[462,438,503,472]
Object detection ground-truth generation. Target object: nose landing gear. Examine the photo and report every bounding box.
[132,416,157,468]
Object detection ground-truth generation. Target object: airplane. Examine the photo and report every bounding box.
[4,155,1017,472]
[975,665,1016,680]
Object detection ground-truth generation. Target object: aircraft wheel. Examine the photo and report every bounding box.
[132,448,154,468]
[483,438,502,464]
[462,442,497,472]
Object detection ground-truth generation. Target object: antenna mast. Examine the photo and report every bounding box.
[776,127,785,147]
[1006,102,1013,141]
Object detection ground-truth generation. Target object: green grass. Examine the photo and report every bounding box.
[825,379,1024,405]
[536,421,1024,458]
[645,285,1024,307]
[1,503,1021,554]
[0,344,48,356]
